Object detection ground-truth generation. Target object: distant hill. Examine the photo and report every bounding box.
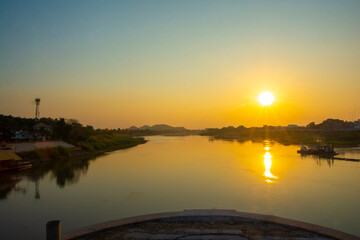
[132,124,188,131]
[127,124,200,136]
[139,125,151,130]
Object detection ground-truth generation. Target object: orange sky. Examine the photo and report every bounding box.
[1,1,360,129]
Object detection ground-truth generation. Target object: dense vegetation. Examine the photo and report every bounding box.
[76,134,144,151]
[201,119,360,146]
[2,114,359,149]
[0,114,145,151]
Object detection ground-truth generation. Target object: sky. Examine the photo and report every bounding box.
[1,0,360,129]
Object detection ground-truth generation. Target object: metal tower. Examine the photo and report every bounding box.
[35,98,41,120]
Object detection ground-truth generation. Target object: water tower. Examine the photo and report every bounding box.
[35,98,41,120]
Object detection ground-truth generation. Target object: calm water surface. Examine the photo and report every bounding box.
[1,136,360,239]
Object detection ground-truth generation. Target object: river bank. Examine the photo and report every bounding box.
[201,128,360,147]
[15,136,147,163]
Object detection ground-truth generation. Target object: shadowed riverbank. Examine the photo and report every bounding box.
[201,128,360,147]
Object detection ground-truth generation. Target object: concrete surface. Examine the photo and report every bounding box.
[5,141,75,153]
[62,210,359,240]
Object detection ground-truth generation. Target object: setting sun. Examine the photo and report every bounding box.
[258,92,275,106]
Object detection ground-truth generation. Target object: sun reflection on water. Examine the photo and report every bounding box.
[263,147,277,183]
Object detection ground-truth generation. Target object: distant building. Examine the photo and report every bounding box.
[33,123,52,141]
[287,124,299,128]
[33,122,52,132]
[11,130,33,142]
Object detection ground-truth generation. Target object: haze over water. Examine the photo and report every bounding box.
[1,136,360,239]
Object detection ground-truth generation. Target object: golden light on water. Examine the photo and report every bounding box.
[264,151,277,183]
[258,91,274,106]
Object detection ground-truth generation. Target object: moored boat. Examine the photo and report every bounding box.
[0,159,32,171]
[0,151,32,171]
[297,144,338,157]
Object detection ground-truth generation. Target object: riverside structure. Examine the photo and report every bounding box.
[48,210,359,240]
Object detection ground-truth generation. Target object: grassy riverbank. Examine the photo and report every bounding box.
[1,115,147,162]
[18,134,146,162]
[76,133,145,152]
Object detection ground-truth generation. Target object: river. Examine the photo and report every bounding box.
[1,136,360,239]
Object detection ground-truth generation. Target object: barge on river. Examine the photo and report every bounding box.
[297,144,338,157]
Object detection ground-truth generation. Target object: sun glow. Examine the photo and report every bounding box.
[264,151,277,183]
[258,91,274,106]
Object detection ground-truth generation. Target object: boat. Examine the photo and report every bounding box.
[0,159,32,171]
[0,151,32,171]
[297,144,338,157]
[1,145,16,150]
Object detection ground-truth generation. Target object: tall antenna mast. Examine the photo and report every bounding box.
[35,98,41,120]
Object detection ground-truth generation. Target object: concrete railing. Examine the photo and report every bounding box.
[46,220,61,240]
[46,209,360,240]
